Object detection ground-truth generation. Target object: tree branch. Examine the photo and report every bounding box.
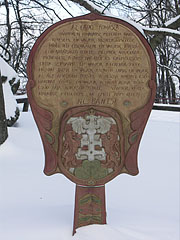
[102,0,115,14]
[69,0,102,14]
[146,14,180,50]
[31,0,62,20]
[144,27,180,38]
[57,0,74,17]
[4,0,11,47]
[157,61,180,78]
[0,44,11,62]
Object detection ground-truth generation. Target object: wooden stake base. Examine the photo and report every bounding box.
[73,185,106,235]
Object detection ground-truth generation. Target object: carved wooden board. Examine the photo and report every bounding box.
[27,13,156,186]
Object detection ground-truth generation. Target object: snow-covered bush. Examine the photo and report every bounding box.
[0,57,20,126]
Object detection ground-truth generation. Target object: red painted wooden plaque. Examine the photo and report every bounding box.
[27,13,156,234]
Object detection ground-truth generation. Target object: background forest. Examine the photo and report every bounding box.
[0,0,180,103]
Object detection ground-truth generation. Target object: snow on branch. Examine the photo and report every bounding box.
[144,14,180,49]
[143,27,180,39]
[69,0,103,14]
[165,15,180,28]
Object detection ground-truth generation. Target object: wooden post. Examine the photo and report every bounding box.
[0,73,8,144]
[73,185,106,235]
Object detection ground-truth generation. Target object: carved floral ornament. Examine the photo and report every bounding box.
[27,13,156,186]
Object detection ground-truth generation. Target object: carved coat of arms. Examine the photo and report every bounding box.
[58,107,124,186]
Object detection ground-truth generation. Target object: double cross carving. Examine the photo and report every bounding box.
[67,114,116,162]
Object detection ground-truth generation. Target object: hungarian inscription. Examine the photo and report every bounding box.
[32,20,151,119]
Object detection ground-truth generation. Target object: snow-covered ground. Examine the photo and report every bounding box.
[0,110,179,240]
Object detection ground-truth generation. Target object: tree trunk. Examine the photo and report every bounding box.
[0,73,8,144]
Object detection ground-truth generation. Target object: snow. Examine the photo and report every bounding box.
[143,27,180,36]
[105,12,145,36]
[165,15,180,27]
[15,93,27,99]
[84,0,105,13]
[0,57,19,120]
[0,57,18,83]
[0,110,179,240]
[2,79,17,119]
